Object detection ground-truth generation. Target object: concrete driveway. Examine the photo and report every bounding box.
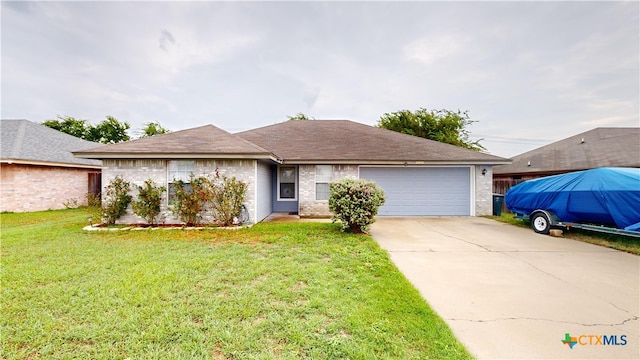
[370,217,639,360]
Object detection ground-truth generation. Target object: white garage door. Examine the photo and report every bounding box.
[359,167,471,216]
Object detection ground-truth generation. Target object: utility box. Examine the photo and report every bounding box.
[492,194,504,216]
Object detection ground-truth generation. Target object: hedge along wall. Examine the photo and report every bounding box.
[101,159,257,224]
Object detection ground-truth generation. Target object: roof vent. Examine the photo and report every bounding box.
[580,138,585,144]
[527,161,531,167]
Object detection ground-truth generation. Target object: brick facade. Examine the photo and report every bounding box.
[102,159,257,224]
[96,160,494,222]
[474,165,493,216]
[298,164,358,217]
[0,163,97,212]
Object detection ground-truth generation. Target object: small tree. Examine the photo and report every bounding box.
[103,177,132,225]
[329,178,385,233]
[210,171,248,226]
[170,174,213,226]
[131,179,166,225]
[287,112,314,121]
[139,121,170,137]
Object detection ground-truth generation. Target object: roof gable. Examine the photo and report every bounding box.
[0,119,101,168]
[493,127,640,175]
[74,124,274,159]
[237,120,508,164]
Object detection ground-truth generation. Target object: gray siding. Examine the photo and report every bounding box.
[256,161,272,222]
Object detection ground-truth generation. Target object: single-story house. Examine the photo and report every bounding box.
[74,120,510,224]
[1,119,102,212]
[493,127,640,194]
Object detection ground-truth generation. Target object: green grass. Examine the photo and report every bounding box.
[1,209,472,359]
[491,212,640,255]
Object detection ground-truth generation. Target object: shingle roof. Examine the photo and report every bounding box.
[493,127,640,175]
[1,119,101,168]
[73,120,509,164]
[237,120,509,164]
[74,124,275,159]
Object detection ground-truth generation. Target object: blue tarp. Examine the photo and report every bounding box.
[505,167,640,231]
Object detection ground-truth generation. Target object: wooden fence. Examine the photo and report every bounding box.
[88,172,101,195]
[492,178,526,195]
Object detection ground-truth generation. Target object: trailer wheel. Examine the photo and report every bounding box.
[531,212,551,234]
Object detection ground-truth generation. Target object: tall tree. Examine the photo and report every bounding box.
[41,116,90,139]
[377,108,486,152]
[42,115,131,144]
[139,121,170,137]
[86,116,131,144]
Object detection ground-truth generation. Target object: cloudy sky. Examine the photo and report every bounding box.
[2,1,638,157]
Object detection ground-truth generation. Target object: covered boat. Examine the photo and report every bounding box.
[505,167,640,231]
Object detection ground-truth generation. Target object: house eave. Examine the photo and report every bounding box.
[73,152,283,163]
[281,159,513,166]
[494,168,585,177]
[1,158,102,169]
[494,164,640,177]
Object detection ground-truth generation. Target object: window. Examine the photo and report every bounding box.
[315,165,332,200]
[168,160,194,203]
[278,166,297,200]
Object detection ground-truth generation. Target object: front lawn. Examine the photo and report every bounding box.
[1,209,471,359]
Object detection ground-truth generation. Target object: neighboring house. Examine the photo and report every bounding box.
[74,120,510,224]
[493,127,640,194]
[1,119,102,212]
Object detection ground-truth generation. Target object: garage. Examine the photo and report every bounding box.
[359,167,471,216]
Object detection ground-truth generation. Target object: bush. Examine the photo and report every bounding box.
[62,198,80,209]
[103,177,132,225]
[131,179,166,225]
[86,192,102,225]
[211,171,248,226]
[329,178,385,233]
[170,174,213,226]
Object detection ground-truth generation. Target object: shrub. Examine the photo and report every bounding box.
[329,178,385,233]
[211,171,248,226]
[103,177,132,225]
[85,192,102,224]
[170,174,213,226]
[62,198,80,209]
[131,179,167,225]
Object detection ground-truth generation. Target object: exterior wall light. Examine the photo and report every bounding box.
[482,168,487,176]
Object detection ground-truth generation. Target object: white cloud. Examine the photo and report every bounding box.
[403,34,470,64]
[144,29,261,81]
[1,1,637,157]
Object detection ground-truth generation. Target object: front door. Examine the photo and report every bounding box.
[272,165,298,213]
